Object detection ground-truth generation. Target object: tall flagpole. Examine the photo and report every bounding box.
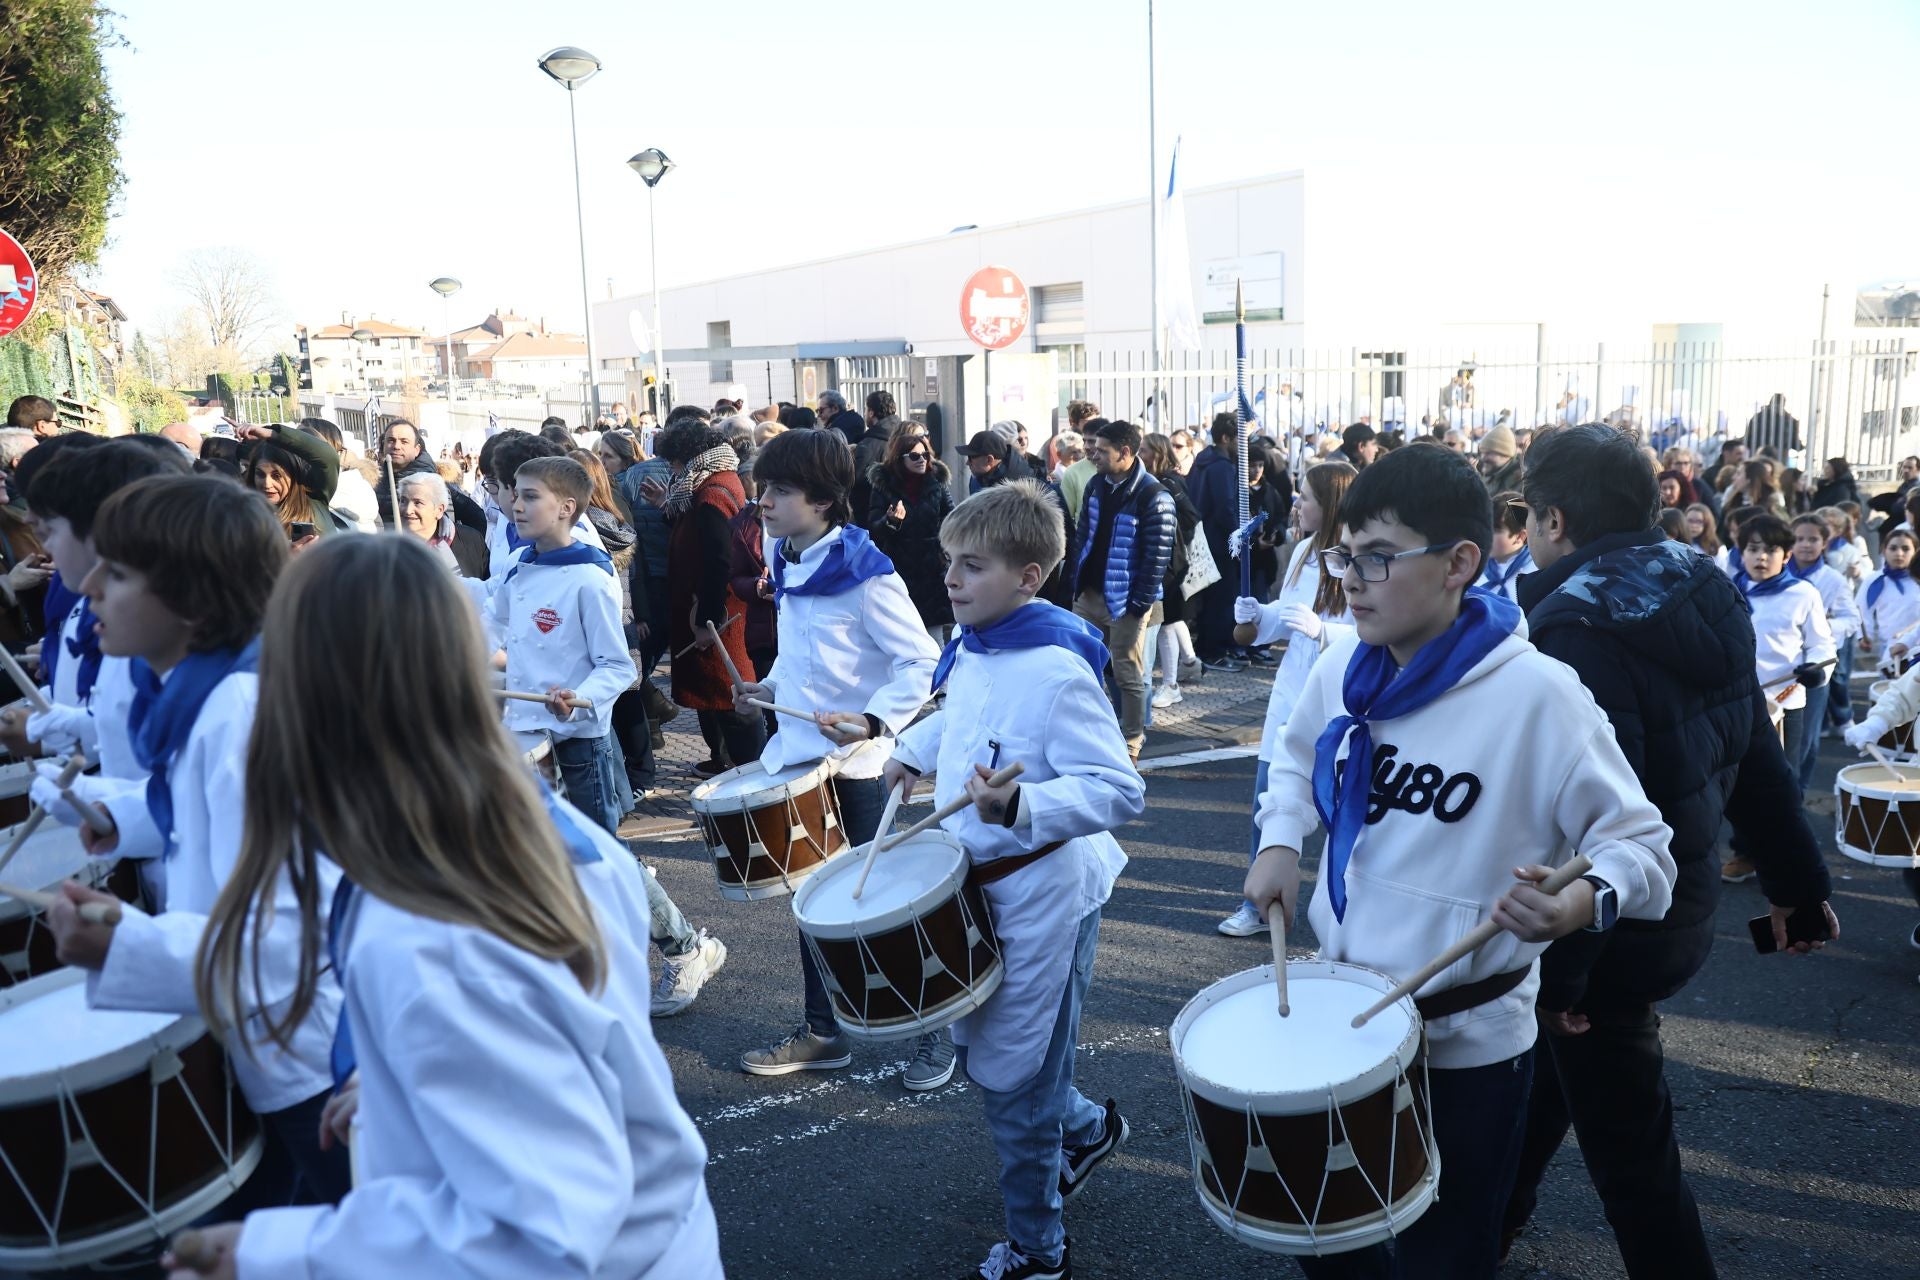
[1147,0,1161,426]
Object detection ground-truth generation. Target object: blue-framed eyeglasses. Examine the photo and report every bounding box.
[1322,542,1460,583]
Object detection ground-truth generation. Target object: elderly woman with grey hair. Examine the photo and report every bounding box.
[396,470,464,573]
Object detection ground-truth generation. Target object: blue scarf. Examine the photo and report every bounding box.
[1742,568,1794,600]
[129,639,260,861]
[1828,535,1847,555]
[327,785,602,1087]
[1312,591,1519,923]
[1868,567,1911,609]
[41,573,76,641]
[931,600,1110,692]
[503,540,614,583]
[1785,556,1821,582]
[771,526,895,602]
[39,584,104,704]
[1480,546,1534,591]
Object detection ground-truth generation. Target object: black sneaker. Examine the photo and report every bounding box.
[1059,1097,1129,1203]
[1202,655,1246,673]
[691,759,727,780]
[1247,646,1280,667]
[964,1239,1070,1279]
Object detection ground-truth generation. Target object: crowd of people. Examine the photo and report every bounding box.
[0,376,1906,1280]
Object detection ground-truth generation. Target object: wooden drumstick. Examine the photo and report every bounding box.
[0,755,89,878]
[1865,742,1901,774]
[1269,913,1290,1018]
[850,780,909,901]
[495,688,593,711]
[747,697,816,722]
[708,620,745,687]
[1759,657,1836,693]
[0,879,122,924]
[0,644,51,712]
[672,613,740,660]
[1351,854,1593,1029]
[878,762,1026,853]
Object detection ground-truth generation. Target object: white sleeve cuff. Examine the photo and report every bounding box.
[237,1204,328,1280]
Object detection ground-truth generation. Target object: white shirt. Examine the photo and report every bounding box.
[1248,541,1354,764]
[1473,546,1538,603]
[1747,576,1836,715]
[759,527,941,779]
[236,804,722,1280]
[893,635,1143,1090]
[89,672,343,1113]
[1791,559,1860,642]
[487,553,636,741]
[1854,569,1920,667]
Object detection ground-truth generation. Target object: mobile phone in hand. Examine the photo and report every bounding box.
[288,522,316,543]
[1748,904,1833,954]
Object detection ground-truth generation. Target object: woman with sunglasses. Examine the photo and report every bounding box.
[867,427,956,642]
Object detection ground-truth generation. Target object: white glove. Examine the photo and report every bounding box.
[1844,718,1888,753]
[1233,597,1261,624]
[30,761,81,828]
[25,704,90,755]
[1279,603,1323,641]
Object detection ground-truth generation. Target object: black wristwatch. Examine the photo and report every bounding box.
[1581,875,1618,932]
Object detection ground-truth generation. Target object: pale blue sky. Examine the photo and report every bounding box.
[95,0,1920,343]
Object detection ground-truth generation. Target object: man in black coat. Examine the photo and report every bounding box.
[1503,423,1839,1276]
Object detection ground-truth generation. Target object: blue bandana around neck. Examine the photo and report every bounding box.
[1480,546,1534,591]
[1785,555,1821,582]
[41,573,77,641]
[1312,590,1520,923]
[326,783,602,1086]
[39,581,104,704]
[770,525,895,602]
[931,600,1110,692]
[1828,535,1847,555]
[129,638,260,860]
[1868,567,1911,609]
[503,540,614,583]
[1741,568,1795,599]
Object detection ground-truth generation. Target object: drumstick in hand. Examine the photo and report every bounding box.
[747,698,816,722]
[0,644,51,713]
[850,780,909,901]
[1269,914,1290,1018]
[1866,742,1900,773]
[672,613,740,660]
[879,762,1026,853]
[707,620,745,687]
[0,755,88,879]
[495,688,592,711]
[0,880,121,924]
[1352,854,1593,1029]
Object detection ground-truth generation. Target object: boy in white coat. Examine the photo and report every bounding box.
[727,430,945,1085]
[883,480,1146,1280]
[1843,671,1920,967]
[1786,512,1858,795]
[1471,489,1537,603]
[1245,444,1677,1279]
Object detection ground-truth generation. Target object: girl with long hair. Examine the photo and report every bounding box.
[1684,502,1722,562]
[1140,432,1203,705]
[1218,459,1357,937]
[187,534,722,1277]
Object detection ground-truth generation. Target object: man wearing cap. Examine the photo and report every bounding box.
[1477,423,1524,493]
[1333,422,1377,469]
[959,428,1036,493]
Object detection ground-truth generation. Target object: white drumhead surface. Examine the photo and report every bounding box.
[800,840,954,927]
[1183,975,1412,1095]
[0,823,89,897]
[1840,763,1920,791]
[1,977,179,1076]
[698,760,821,802]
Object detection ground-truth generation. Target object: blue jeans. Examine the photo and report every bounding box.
[1298,1050,1535,1279]
[798,775,891,1035]
[553,732,625,838]
[1796,683,1829,788]
[1243,759,1271,914]
[1827,643,1855,728]
[956,908,1106,1267]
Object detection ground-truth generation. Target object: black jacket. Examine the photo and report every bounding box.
[1810,476,1860,510]
[868,460,956,626]
[1520,530,1832,1011]
[851,415,900,528]
[377,451,485,533]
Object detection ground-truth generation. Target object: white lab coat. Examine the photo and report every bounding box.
[1794,560,1860,642]
[486,555,637,741]
[1855,569,1920,669]
[485,499,606,580]
[88,673,342,1113]
[892,638,1143,1091]
[1748,578,1836,717]
[759,527,940,779]
[235,810,722,1280]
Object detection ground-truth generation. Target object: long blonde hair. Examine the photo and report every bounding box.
[197,535,605,1054]
[1289,461,1357,617]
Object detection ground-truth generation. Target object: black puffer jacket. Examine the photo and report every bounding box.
[1520,529,1832,1011]
[868,460,956,627]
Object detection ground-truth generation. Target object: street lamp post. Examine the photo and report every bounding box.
[351,326,374,394]
[429,277,461,402]
[627,148,675,417]
[538,46,604,425]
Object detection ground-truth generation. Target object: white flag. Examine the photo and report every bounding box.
[1160,136,1201,351]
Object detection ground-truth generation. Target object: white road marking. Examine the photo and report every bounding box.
[1138,745,1260,772]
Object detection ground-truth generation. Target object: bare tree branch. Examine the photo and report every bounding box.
[169,248,281,366]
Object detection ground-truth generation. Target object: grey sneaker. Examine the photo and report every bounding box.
[651,930,726,1017]
[741,1026,852,1076]
[902,1029,957,1091]
[1179,656,1205,684]
[1217,904,1270,937]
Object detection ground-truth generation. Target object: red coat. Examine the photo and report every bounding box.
[668,471,757,711]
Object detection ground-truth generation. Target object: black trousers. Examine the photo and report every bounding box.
[696,707,765,771]
[610,687,654,792]
[1503,1005,1716,1278]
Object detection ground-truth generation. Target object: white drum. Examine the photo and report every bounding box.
[1171,960,1439,1256]
[1835,761,1920,867]
[690,758,847,901]
[791,831,1003,1041]
[0,821,133,987]
[1865,681,1917,760]
[0,758,35,826]
[0,969,263,1270]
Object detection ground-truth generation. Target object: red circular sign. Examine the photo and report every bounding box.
[0,231,36,341]
[959,265,1029,350]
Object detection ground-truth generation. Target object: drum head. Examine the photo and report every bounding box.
[692,759,827,809]
[0,823,90,923]
[0,760,34,799]
[1838,761,1920,795]
[0,968,198,1104]
[793,832,965,936]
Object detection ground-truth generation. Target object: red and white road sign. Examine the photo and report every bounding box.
[959,265,1029,351]
[0,231,36,341]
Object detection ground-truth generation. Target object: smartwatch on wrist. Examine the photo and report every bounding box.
[1581,875,1618,932]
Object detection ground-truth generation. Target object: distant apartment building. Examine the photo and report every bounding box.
[302,317,432,395]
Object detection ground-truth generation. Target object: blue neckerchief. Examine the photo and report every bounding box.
[1785,556,1820,582]
[1828,536,1846,555]
[771,526,895,602]
[1868,567,1911,609]
[129,638,260,860]
[38,574,79,694]
[1312,591,1520,923]
[503,540,614,583]
[1480,546,1534,590]
[1743,569,1794,600]
[324,783,601,1088]
[931,600,1110,692]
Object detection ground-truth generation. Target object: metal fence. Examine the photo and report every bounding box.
[834,355,913,419]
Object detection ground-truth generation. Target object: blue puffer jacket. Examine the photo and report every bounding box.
[1069,463,1177,617]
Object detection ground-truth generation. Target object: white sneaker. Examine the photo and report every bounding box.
[1217,905,1270,937]
[1151,684,1183,709]
[652,930,726,1017]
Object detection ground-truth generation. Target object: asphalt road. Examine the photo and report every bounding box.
[639,743,1920,1280]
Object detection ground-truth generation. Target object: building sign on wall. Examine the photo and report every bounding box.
[1204,252,1284,324]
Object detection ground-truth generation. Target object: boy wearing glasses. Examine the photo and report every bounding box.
[1244,443,1676,1278]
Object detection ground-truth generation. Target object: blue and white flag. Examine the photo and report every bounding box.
[1160,136,1201,351]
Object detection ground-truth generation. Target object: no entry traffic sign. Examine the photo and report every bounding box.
[959,265,1029,351]
[0,231,36,341]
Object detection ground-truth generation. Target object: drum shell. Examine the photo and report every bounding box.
[691,762,847,901]
[0,761,33,830]
[0,853,142,989]
[1835,762,1920,868]
[1866,683,1917,759]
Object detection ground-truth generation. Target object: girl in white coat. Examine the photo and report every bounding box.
[1220,460,1356,936]
[173,535,721,1280]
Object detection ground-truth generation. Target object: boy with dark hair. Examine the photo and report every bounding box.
[1473,489,1536,602]
[731,429,945,1084]
[1247,443,1677,1278]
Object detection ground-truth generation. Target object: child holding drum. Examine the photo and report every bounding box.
[167,534,722,1280]
[1856,526,1920,676]
[1244,444,1677,1278]
[1842,673,1920,962]
[881,479,1145,1280]
[726,430,946,1085]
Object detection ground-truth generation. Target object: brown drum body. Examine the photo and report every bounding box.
[1834,763,1920,867]
[810,878,999,1036]
[692,762,848,901]
[1878,718,1917,757]
[0,858,141,989]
